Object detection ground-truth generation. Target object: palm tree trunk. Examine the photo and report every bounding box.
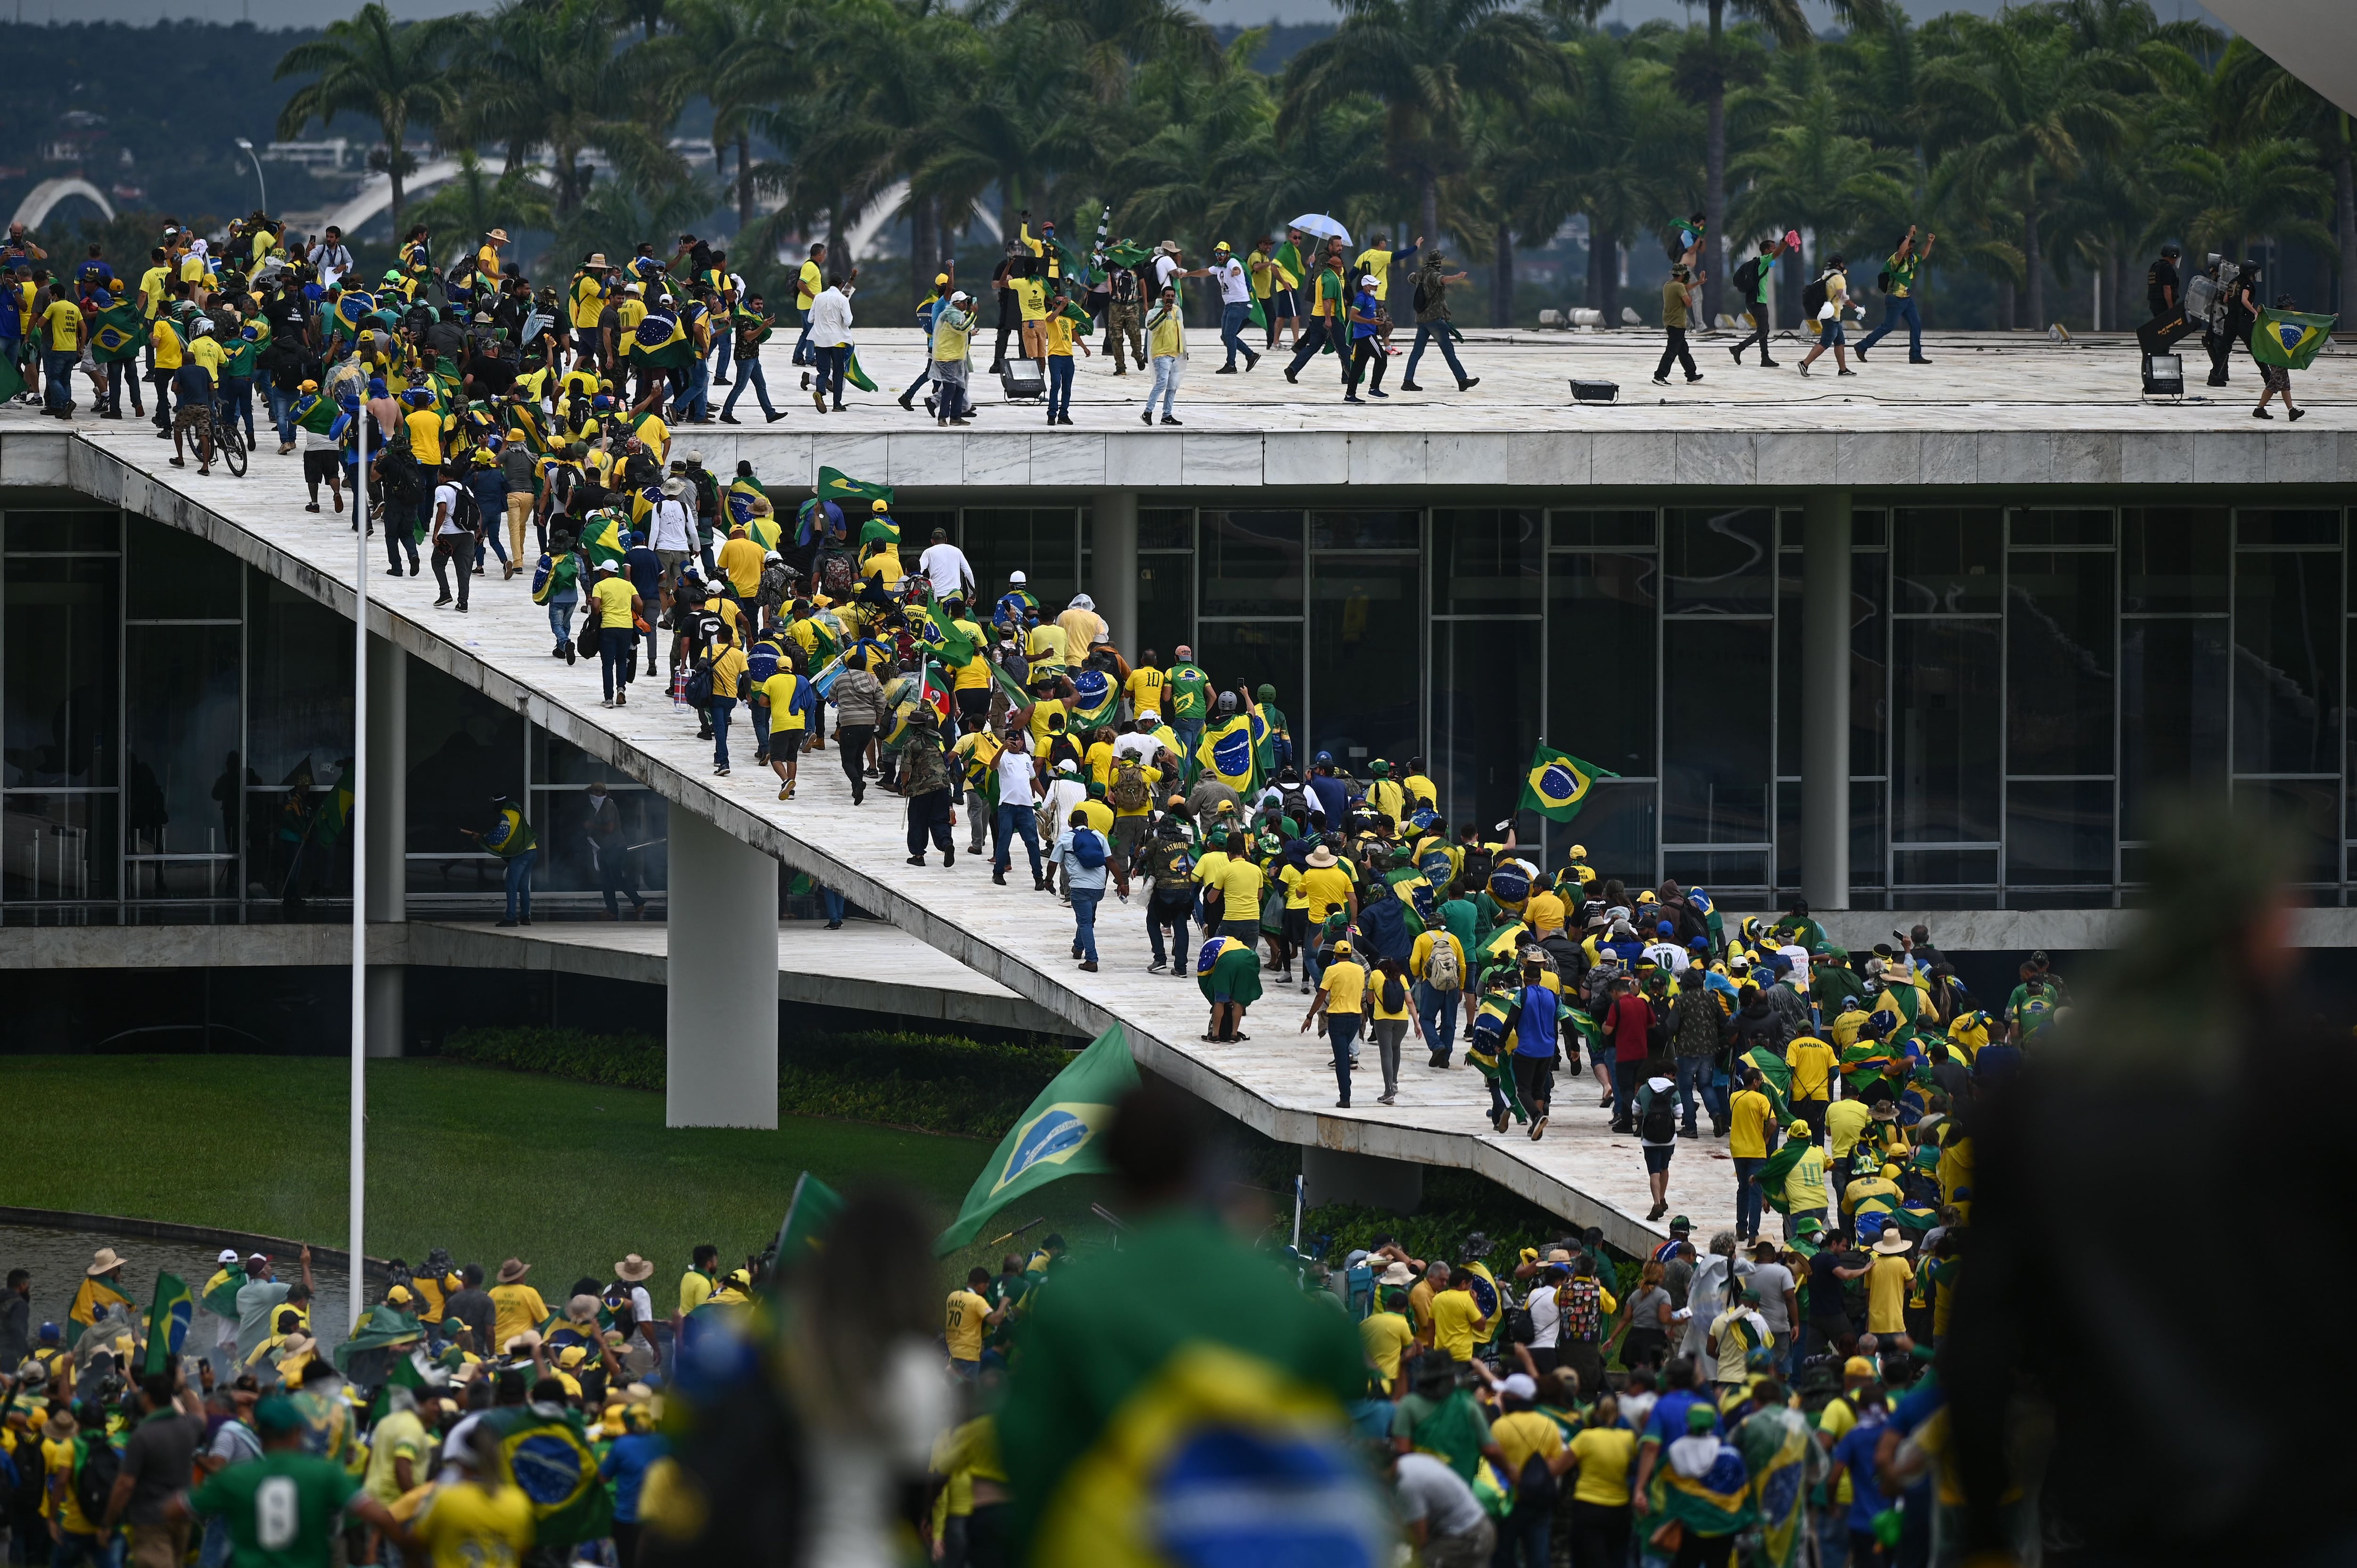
[738,134,754,231]
[1493,222,1515,328]
[912,196,936,311]
[387,149,406,237]
[1701,0,1726,324]
[1419,176,1439,255]
[2337,143,2355,319]
[1591,225,1619,321]
[2024,210,2044,328]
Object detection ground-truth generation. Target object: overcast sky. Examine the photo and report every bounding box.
[12,0,2230,43]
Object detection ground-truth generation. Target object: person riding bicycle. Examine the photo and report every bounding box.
[171,315,228,475]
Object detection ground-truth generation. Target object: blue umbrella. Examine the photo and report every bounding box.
[1287,213,1352,245]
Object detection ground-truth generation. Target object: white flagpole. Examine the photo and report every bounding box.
[351,382,369,1332]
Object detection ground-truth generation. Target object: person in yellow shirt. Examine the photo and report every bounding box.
[791,241,827,373]
[1041,291,1089,423]
[755,662,808,801]
[1212,842,1264,945]
[37,291,84,421]
[403,1425,536,1568]
[402,389,449,468]
[1564,1395,1637,1508]
[1863,1231,1914,1342]
[1491,1377,1575,1513]
[1425,1270,1488,1362]
[487,1260,548,1350]
[943,1268,1000,1375]
[586,566,644,708]
[138,250,171,320]
[41,1406,99,1537]
[1785,1034,1837,1137]
[1824,1095,1873,1166]
[477,228,508,283]
[1023,617,1069,680]
[1123,657,1166,720]
[1359,1282,1418,1394]
[1302,936,1367,1105]
[1728,1069,1779,1242]
[1408,924,1466,1067]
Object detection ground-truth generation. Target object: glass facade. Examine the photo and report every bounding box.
[10,497,2352,921]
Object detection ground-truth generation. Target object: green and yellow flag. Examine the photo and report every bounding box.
[2251,308,2337,370]
[1517,745,1618,822]
[142,1273,194,1377]
[487,1404,612,1546]
[1195,714,1256,792]
[935,1024,1140,1255]
[816,466,893,509]
[630,310,697,369]
[923,589,979,667]
[845,351,880,393]
[90,301,147,364]
[775,1171,847,1264]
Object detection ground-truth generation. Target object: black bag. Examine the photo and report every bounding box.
[449,481,482,533]
[684,662,716,706]
[576,621,602,660]
[1516,1450,1560,1510]
[72,1437,120,1525]
[1732,257,1761,299]
[1410,278,1429,316]
[1801,275,1830,318]
[1876,269,1893,295]
[1640,1090,1677,1144]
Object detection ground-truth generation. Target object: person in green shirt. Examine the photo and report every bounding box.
[1165,649,1211,763]
[1856,225,1935,364]
[1731,236,1785,367]
[173,1395,398,1568]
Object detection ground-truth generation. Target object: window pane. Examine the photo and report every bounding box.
[1138,509,1193,551]
[2235,778,2338,883]
[2012,509,2114,547]
[2121,618,2228,836]
[1436,620,1539,833]
[1665,620,1770,843]
[1434,510,1542,614]
[1853,553,1888,774]
[1852,779,1886,889]
[2240,509,2339,547]
[2006,780,2113,885]
[1851,509,1887,549]
[1554,780,1654,888]
[1310,510,1418,550]
[5,511,117,553]
[1136,554,1193,668]
[247,571,354,788]
[2122,508,2228,613]
[2233,550,2341,775]
[1194,623,1302,744]
[124,625,242,859]
[127,515,241,620]
[247,785,352,908]
[1894,848,1999,887]
[1310,552,1420,766]
[1893,619,2001,843]
[1663,850,1766,891]
[1664,507,1773,616]
[2007,550,2115,776]
[1893,508,2002,615]
[2,793,118,902]
[1547,552,1656,776]
[961,509,1079,612]
[407,661,525,859]
[1553,510,1655,549]
[1778,555,1800,777]
[1200,511,1304,617]
[5,555,118,788]
[530,787,670,894]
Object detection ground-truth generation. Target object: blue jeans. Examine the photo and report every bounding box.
[677,358,711,421]
[501,848,536,922]
[1497,1503,1551,1568]
[1070,887,1102,962]
[812,344,849,406]
[723,357,775,417]
[199,1512,237,1568]
[267,381,296,443]
[711,696,735,768]
[1148,354,1181,416]
[1046,354,1073,419]
[1675,1055,1722,1131]
[1612,1058,1643,1124]
[1219,301,1253,367]
[1733,1155,1765,1239]
[1403,321,1467,385]
[1415,981,1459,1064]
[792,304,815,365]
[1858,293,1924,358]
[548,594,576,647]
[1172,718,1203,763]
[821,887,847,922]
[223,374,255,441]
[1327,1013,1361,1102]
[995,803,1042,881]
[43,348,77,411]
[711,334,732,382]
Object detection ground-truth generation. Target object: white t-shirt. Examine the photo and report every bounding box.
[648,498,694,553]
[1154,254,1182,296]
[1394,1453,1485,1539]
[1527,1281,1562,1348]
[1216,257,1250,304]
[1111,731,1161,764]
[917,542,974,602]
[1643,941,1688,972]
[433,482,467,535]
[996,747,1039,808]
[1041,776,1087,834]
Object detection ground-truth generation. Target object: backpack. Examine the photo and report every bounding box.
[1072,829,1107,870]
[1516,1451,1560,1510]
[1460,843,1494,891]
[1559,1276,1602,1345]
[1377,970,1407,1013]
[1410,277,1430,315]
[1876,267,1893,295]
[1109,759,1151,813]
[449,481,482,532]
[1640,1087,1678,1144]
[1426,936,1462,993]
[72,1436,120,1524]
[1732,257,1761,299]
[549,463,580,515]
[684,660,716,707]
[1278,782,1311,823]
[1802,274,1830,318]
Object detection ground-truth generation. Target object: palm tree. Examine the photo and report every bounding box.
[1920,10,2135,327]
[402,151,557,268]
[1728,68,1912,294]
[455,0,687,220]
[1669,0,1885,322]
[2170,138,2336,270]
[1278,0,1561,246]
[274,3,464,234]
[662,0,804,231]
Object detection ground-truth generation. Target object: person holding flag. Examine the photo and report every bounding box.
[2250,290,2331,422]
[1519,744,1618,825]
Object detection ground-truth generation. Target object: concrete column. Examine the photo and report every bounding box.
[363,639,407,1057]
[1302,1145,1424,1215]
[666,810,779,1128]
[1800,491,1853,910]
[1092,491,1139,661]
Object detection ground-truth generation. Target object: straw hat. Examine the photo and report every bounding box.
[615,1255,654,1283]
[486,229,510,244]
[1871,1230,1912,1256]
[87,1248,128,1277]
[1377,1261,1414,1288]
[497,1258,531,1284]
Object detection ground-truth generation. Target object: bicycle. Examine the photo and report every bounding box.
[186,401,248,478]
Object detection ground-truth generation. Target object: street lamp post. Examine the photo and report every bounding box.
[234,138,267,215]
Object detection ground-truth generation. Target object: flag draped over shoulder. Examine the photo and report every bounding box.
[1195,714,1256,792]
[579,512,629,570]
[935,1024,1139,1254]
[142,1273,194,1377]
[816,466,892,509]
[775,1171,847,1263]
[1649,1437,1756,1539]
[727,475,767,525]
[2251,308,2336,370]
[200,1264,247,1320]
[91,301,146,364]
[488,1404,613,1545]
[631,310,696,369]
[1737,1409,1817,1568]
[1518,745,1617,822]
[923,591,978,667]
[1070,665,1120,728]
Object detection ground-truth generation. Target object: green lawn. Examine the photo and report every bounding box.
[0,1057,1116,1290]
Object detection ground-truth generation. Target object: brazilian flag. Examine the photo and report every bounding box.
[579,512,630,570]
[488,1404,612,1546]
[1071,665,1121,728]
[775,1171,847,1264]
[1647,1427,1755,1538]
[935,1024,1140,1255]
[506,400,549,457]
[90,301,146,364]
[294,394,338,436]
[2251,308,2337,370]
[1518,745,1618,822]
[199,1263,246,1320]
[746,512,783,554]
[1195,714,1256,792]
[1104,241,1154,267]
[845,350,880,393]
[1736,1413,1816,1568]
[632,310,697,369]
[333,291,375,338]
[817,466,893,509]
[141,1273,195,1377]
[923,590,978,666]
[727,474,767,525]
